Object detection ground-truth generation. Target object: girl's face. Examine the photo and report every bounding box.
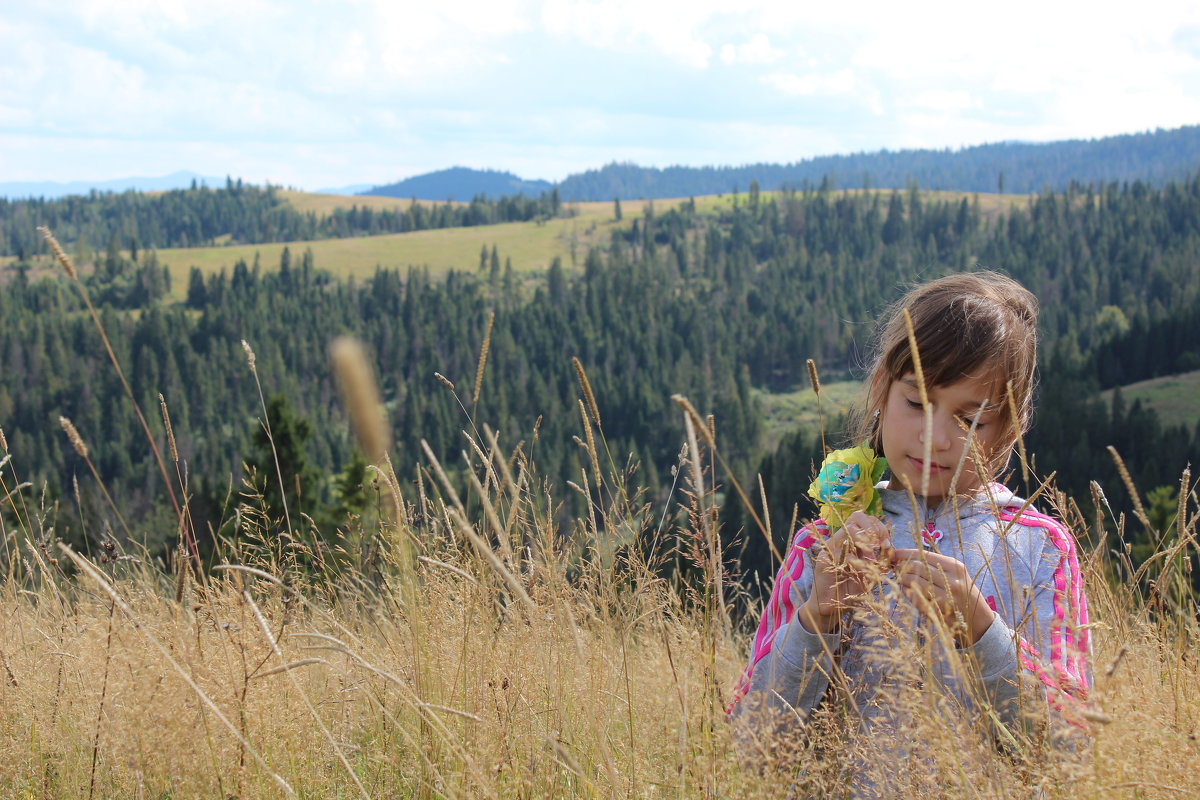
[879,372,1009,506]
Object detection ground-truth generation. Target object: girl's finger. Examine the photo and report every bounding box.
[847,511,891,545]
[895,559,952,590]
[892,548,958,571]
[898,574,952,617]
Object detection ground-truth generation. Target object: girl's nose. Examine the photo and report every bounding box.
[917,417,953,450]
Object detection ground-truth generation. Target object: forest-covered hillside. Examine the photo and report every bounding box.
[1,177,1197,587]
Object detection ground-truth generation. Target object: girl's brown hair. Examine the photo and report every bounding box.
[856,271,1039,455]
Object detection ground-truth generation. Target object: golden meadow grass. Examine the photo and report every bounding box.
[1,231,1198,799]
[2,413,1198,799]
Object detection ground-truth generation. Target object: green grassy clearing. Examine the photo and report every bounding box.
[1099,370,1200,430]
[755,378,863,454]
[0,189,1028,300]
[278,189,456,216]
[149,214,616,299]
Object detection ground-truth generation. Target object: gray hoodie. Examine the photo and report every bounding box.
[729,483,1092,753]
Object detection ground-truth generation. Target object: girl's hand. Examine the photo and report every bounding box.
[890,549,996,647]
[798,511,891,635]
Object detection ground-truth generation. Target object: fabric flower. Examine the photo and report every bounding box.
[807,443,888,531]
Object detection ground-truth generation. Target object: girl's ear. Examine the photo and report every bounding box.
[867,372,889,449]
[868,371,888,406]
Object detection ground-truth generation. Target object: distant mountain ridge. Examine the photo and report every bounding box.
[363,167,552,201]
[0,170,226,200]
[361,125,1200,202]
[8,125,1200,204]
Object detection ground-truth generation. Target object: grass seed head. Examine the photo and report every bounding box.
[330,336,391,464]
[39,226,77,280]
[240,339,257,372]
[159,394,178,463]
[806,358,821,395]
[59,416,89,458]
[572,357,602,428]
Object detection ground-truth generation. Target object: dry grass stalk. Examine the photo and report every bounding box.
[58,416,134,539]
[329,336,391,464]
[757,473,773,545]
[807,358,828,455]
[1005,380,1030,486]
[1107,446,1150,528]
[240,339,257,372]
[39,228,184,534]
[672,394,780,565]
[158,394,179,463]
[460,449,516,568]
[902,309,934,498]
[572,357,602,428]
[40,227,77,279]
[59,417,88,458]
[473,310,495,405]
[250,658,329,679]
[578,399,603,488]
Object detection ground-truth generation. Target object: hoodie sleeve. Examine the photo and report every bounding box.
[972,508,1093,740]
[728,524,839,730]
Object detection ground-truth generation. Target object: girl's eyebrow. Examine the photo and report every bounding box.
[899,377,999,412]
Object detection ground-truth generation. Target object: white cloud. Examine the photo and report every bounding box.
[0,105,34,127]
[763,69,856,97]
[541,0,721,68]
[910,90,980,113]
[5,0,1200,188]
[720,33,784,65]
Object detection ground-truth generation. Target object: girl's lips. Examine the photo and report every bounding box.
[908,456,947,474]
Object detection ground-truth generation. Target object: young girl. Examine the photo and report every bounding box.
[729,272,1092,787]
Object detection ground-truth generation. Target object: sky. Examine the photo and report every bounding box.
[4,0,1200,191]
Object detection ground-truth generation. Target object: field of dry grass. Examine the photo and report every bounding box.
[2,408,1197,799]
[1,316,1197,798]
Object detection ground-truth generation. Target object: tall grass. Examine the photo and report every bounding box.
[0,236,1196,797]
[3,393,1197,798]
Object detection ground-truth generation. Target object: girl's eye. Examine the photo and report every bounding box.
[958,416,986,430]
[905,399,922,409]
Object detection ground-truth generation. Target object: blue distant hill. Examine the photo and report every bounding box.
[554,126,1200,200]
[0,170,226,200]
[359,125,1200,202]
[362,167,553,201]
